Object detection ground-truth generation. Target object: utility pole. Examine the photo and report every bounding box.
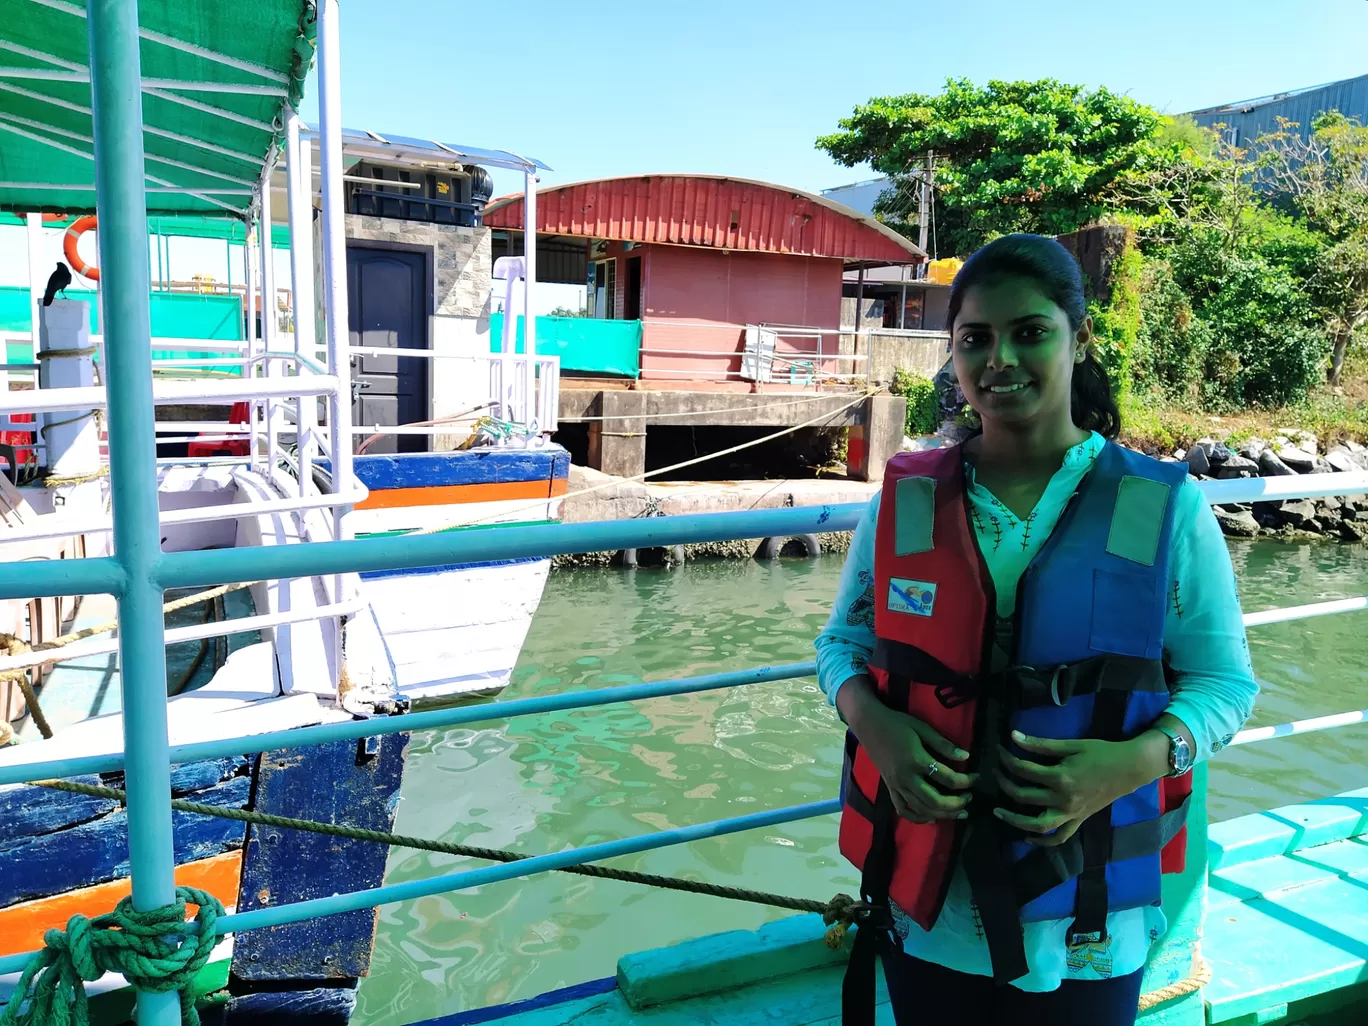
[917,151,933,280]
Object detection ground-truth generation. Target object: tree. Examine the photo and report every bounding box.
[1259,112,1368,385]
[817,78,1168,255]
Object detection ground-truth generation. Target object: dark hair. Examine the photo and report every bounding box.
[945,234,1120,439]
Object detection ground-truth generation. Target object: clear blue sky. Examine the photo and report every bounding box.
[302,0,1367,199]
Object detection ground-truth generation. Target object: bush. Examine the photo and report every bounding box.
[1133,257,1211,405]
[890,368,940,436]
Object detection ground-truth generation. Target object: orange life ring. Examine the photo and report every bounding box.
[63,215,99,281]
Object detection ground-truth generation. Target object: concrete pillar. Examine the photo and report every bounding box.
[587,390,647,480]
[848,394,905,483]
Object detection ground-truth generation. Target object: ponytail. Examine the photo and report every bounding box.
[1071,350,1121,440]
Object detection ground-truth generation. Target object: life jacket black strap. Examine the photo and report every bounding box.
[1007,794,1191,910]
[961,811,1030,985]
[871,638,1168,712]
[842,679,908,1025]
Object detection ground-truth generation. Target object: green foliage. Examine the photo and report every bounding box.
[1087,239,1143,399]
[817,78,1167,255]
[889,368,940,436]
[548,305,587,318]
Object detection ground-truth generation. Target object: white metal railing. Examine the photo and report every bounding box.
[639,320,870,386]
[345,346,559,435]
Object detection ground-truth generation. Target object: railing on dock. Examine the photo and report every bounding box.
[4,469,1368,983]
[2,2,1365,1022]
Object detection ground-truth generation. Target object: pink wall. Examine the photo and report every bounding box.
[639,245,843,382]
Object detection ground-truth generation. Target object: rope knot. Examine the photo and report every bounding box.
[821,892,878,949]
[0,886,224,1026]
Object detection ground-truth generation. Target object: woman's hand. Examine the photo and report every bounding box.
[838,676,977,824]
[993,728,1171,845]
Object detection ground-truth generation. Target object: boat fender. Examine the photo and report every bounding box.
[759,534,822,559]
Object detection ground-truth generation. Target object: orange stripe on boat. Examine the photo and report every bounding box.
[355,477,568,511]
[0,851,242,958]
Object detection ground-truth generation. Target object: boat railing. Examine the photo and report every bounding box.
[2,469,1368,976]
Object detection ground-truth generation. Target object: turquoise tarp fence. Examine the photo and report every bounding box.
[490,313,640,378]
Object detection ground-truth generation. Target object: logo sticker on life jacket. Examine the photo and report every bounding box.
[888,577,937,617]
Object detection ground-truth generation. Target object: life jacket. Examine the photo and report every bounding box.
[837,441,1192,1016]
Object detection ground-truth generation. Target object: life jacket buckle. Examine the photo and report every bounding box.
[1004,664,1070,707]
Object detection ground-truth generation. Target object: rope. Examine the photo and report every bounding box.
[40,466,108,489]
[412,387,877,535]
[0,634,53,740]
[0,584,252,741]
[23,779,1214,1008]
[32,778,865,945]
[0,886,222,1026]
[1137,949,1213,1010]
[35,347,98,361]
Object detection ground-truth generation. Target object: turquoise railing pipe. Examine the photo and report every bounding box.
[0,504,865,601]
[0,798,841,976]
[0,662,817,786]
[154,504,868,590]
[0,556,126,601]
[87,3,181,1025]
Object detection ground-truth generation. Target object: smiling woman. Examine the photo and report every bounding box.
[813,235,1259,1026]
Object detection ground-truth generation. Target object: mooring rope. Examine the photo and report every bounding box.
[19,776,1213,1011]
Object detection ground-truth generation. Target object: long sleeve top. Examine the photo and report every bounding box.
[813,431,1258,988]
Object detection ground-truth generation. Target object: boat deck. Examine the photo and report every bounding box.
[440,787,1368,1026]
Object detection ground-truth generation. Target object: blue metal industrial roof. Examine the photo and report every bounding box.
[1186,73,1368,146]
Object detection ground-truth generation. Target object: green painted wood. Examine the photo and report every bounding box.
[617,913,845,1011]
[491,962,894,1026]
[1204,785,1368,1023]
[1207,786,1368,871]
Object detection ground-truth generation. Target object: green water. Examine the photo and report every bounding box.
[354,540,1368,1026]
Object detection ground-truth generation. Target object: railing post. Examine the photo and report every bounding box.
[244,218,258,467]
[86,1,179,1023]
[318,0,353,538]
[260,195,279,477]
[286,111,317,498]
[523,169,537,361]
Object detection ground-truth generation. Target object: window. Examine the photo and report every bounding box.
[589,259,617,319]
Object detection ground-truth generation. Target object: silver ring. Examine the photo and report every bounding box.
[926,761,939,779]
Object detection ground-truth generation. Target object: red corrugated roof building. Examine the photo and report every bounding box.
[483,174,923,387]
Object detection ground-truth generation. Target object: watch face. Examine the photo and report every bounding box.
[1173,735,1193,774]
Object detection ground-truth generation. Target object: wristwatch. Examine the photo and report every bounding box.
[1156,725,1193,777]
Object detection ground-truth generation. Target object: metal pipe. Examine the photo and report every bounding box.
[286,109,318,499]
[523,169,537,360]
[152,505,869,591]
[0,482,370,544]
[0,373,343,414]
[0,662,816,784]
[244,217,257,468]
[26,212,44,322]
[1230,707,1368,747]
[318,0,352,539]
[1242,595,1368,627]
[84,2,178,1022]
[0,597,367,674]
[260,202,280,477]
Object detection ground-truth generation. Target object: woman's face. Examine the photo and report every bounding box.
[951,275,1090,430]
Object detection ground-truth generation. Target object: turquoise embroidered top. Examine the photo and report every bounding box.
[813,431,1258,989]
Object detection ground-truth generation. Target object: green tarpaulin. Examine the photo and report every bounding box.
[0,0,315,217]
[0,212,293,246]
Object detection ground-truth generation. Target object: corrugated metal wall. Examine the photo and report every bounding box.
[484,176,918,264]
[1188,74,1368,146]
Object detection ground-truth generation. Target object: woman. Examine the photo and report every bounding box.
[815,234,1257,1026]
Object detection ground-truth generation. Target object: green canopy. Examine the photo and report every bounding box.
[0,0,315,218]
[0,211,293,246]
